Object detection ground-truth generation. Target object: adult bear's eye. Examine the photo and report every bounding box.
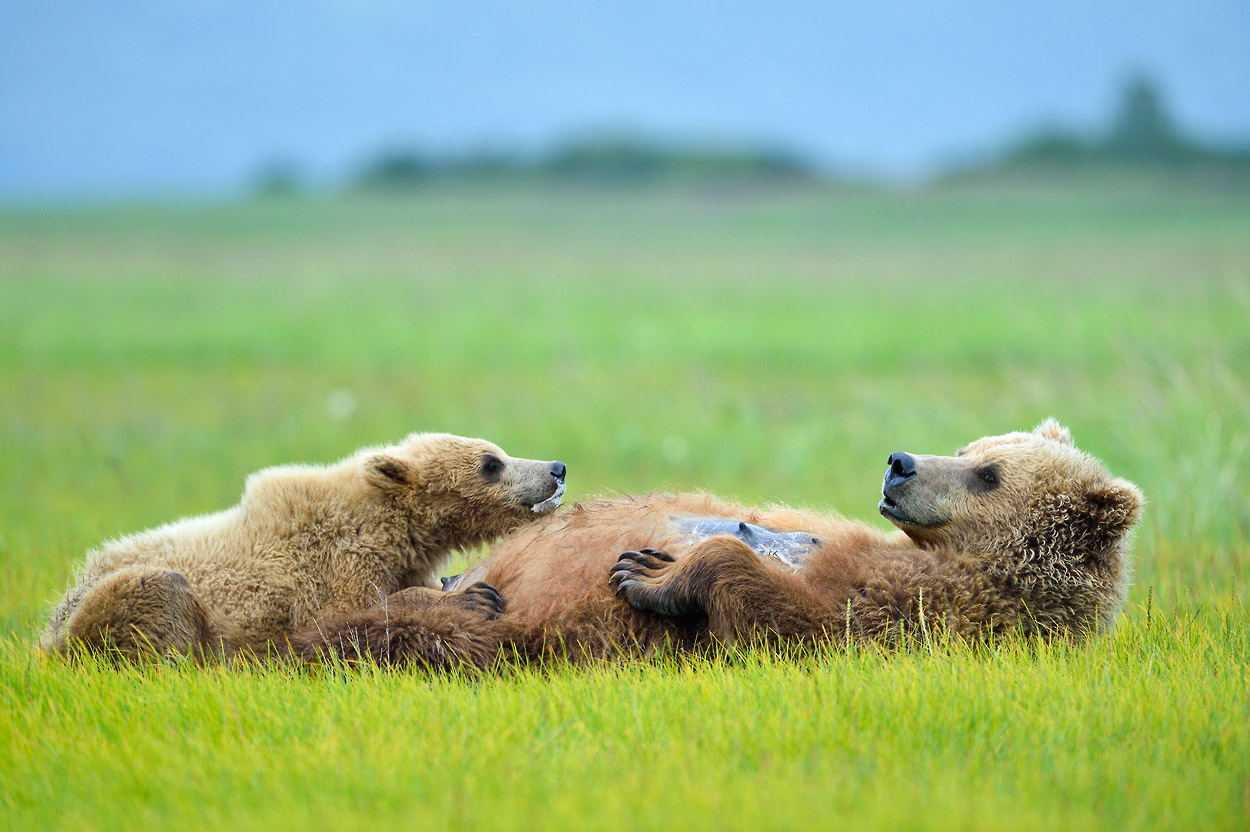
[480,454,504,482]
[976,466,1001,488]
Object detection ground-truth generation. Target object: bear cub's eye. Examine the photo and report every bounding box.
[480,454,505,482]
[976,466,1001,489]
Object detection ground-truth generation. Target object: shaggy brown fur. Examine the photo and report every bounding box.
[287,583,509,670]
[294,420,1144,665]
[42,433,567,662]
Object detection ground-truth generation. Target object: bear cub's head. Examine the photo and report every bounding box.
[359,432,567,541]
[879,418,1143,562]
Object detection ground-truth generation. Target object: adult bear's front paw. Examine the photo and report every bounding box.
[609,548,692,617]
[452,582,506,619]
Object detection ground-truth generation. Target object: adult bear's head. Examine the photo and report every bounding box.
[359,432,567,545]
[878,419,1143,562]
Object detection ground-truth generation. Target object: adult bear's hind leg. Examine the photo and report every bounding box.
[386,582,505,620]
[62,565,217,660]
[289,586,507,671]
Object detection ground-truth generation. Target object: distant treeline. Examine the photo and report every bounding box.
[254,76,1250,195]
[343,138,816,191]
[987,75,1250,175]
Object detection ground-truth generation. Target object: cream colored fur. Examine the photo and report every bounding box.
[42,433,565,659]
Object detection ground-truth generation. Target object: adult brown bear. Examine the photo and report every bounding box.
[293,420,1142,667]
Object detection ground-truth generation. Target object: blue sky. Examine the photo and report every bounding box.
[1,0,1247,198]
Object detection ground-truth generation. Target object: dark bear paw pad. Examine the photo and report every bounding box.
[460,582,505,618]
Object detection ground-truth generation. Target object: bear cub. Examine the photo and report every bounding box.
[42,432,566,661]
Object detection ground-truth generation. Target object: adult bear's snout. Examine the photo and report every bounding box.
[885,452,917,489]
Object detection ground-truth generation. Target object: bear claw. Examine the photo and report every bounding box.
[615,549,675,571]
[459,582,505,618]
[609,551,691,616]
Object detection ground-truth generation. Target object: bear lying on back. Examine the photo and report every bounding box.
[294,419,1143,667]
[42,433,567,661]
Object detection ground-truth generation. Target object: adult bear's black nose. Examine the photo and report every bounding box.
[886,452,916,484]
[550,461,567,482]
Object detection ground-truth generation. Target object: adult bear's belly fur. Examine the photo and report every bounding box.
[444,504,826,594]
[442,492,883,657]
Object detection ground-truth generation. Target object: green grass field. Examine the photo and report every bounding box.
[1,185,1247,830]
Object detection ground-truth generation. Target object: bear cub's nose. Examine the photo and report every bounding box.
[887,452,916,484]
[549,461,567,482]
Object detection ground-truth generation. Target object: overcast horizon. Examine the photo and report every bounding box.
[2,0,1248,200]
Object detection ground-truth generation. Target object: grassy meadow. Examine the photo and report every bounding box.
[1,184,1247,830]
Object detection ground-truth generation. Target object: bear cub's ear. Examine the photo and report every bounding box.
[1081,477,1145,553]
[1034,418,1074,446]
[360,453,418,492]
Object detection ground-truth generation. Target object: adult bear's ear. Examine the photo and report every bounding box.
[1034,418,1074,446]
[360,453,419,492]
[1079,477,1144,555]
